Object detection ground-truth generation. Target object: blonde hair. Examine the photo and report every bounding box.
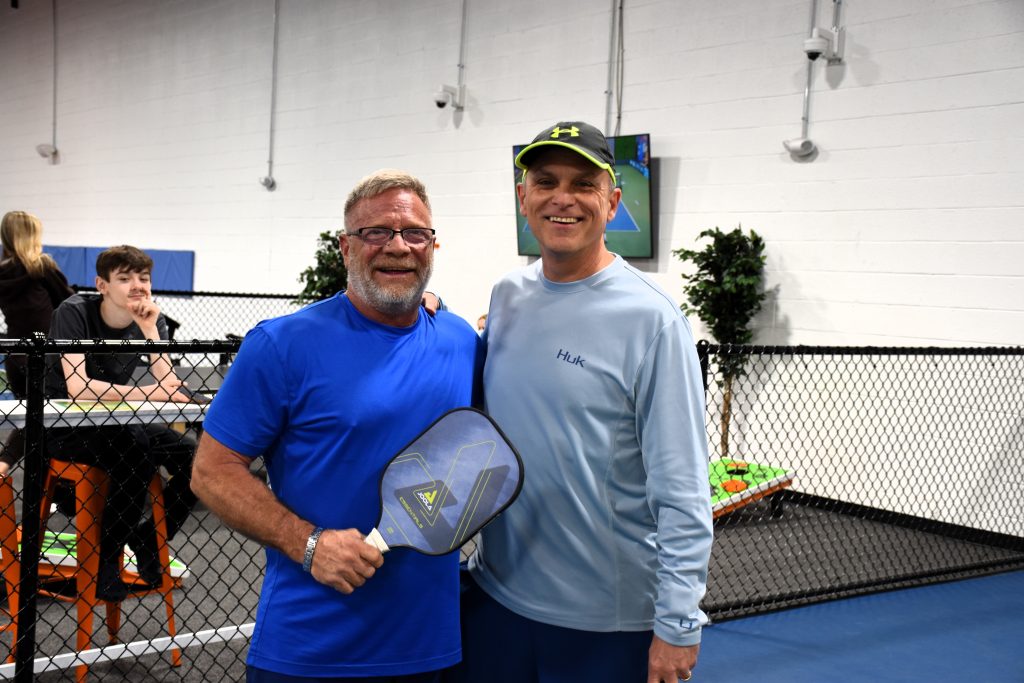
[1,211,57,278]
[343,169,431,229]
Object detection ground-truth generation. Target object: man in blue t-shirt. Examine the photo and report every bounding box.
[192,170,483,682]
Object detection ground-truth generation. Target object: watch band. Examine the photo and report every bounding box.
[303,526,324,573]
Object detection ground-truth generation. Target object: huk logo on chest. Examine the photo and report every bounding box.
[556,348,586,368]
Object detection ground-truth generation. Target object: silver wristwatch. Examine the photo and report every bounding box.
[303,526,324,573]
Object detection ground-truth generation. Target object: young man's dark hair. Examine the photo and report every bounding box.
[95,244,154,281]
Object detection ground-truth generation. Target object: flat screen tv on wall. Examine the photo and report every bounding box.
[513,132,654,259]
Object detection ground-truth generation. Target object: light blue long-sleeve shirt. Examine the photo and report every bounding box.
[470,255,713,646]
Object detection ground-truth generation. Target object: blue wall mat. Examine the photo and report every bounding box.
[44,246,91,286]
[151,249,195,291]
[44,246,195,291]
[83,247,105,287]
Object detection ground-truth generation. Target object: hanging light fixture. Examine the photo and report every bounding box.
[37,0,59,164]
[259,0,280,191]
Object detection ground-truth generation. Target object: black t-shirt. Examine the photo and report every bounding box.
[46,293,168,398]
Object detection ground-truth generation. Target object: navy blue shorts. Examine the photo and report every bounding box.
[443,572,652,683]
[247,666,441,683]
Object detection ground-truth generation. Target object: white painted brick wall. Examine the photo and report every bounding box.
[0,0,1021,347]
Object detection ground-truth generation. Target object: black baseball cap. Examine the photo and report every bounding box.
[515,121,617,184]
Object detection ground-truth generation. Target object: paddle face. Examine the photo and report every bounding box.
[374,408,523,555]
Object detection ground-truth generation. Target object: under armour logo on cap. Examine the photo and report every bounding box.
[549,126,580,139]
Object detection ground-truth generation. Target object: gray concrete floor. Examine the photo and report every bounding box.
[0,443,484,683]
[0,414,266,682]
[5,501,263,682]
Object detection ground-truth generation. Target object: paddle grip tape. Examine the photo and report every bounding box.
[364,527,390,553]
[303,526,325,573]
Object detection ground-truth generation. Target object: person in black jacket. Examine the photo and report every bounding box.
[0,211,75,476]
[0,210,74,396]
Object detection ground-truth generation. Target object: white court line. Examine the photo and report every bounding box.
[0,622,255,679]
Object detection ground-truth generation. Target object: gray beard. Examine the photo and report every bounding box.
[346,259,433,319]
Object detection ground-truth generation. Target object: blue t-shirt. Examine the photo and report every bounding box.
[203,294,483,677]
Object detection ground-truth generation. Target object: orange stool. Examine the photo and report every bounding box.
[0,470,90,664]
[40,461,181,682]
[0,475,20,664]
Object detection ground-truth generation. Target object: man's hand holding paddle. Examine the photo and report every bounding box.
[308,529,384,595]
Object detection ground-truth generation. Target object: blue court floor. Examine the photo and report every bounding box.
[697,570,1024,683]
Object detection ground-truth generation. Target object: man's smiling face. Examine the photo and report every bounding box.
[517,147,621,264]
[341,188,434,327]
[96,267,152,312]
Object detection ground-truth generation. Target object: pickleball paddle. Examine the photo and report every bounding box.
[364,408,523,555]
[175,385,213,404]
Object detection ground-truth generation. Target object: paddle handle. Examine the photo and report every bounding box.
[364,528,390,553]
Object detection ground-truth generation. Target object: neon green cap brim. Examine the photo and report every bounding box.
[514,141,617,185]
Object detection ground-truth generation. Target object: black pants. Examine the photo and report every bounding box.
[45,424,197,565]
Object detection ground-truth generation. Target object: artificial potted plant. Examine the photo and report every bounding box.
[295,231,348,304]
[673,226,766,459]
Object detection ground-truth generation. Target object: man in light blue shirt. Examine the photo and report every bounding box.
[450,122,713,683]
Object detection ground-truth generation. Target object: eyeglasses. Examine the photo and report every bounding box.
[348,227,436,247]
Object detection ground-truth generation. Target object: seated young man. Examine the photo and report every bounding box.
[46,245,197,601]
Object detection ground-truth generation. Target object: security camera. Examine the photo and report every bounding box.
[434,85,455,109]
[433,84,463,111]
[783,137,817,158]
[803,35,830,61]
[803,27,844,63]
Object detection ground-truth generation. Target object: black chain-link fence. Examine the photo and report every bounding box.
[1,339,251,683]
[138,291,301,345]
[0,290,298,682]
[1,330,1022,680]
[698,343,1024,620]
[67,288,302,354]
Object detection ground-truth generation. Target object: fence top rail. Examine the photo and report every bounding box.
[0,338,242,353]
[696,341,1024,357]
[5,338,1022,356]
[74,286,303,301]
